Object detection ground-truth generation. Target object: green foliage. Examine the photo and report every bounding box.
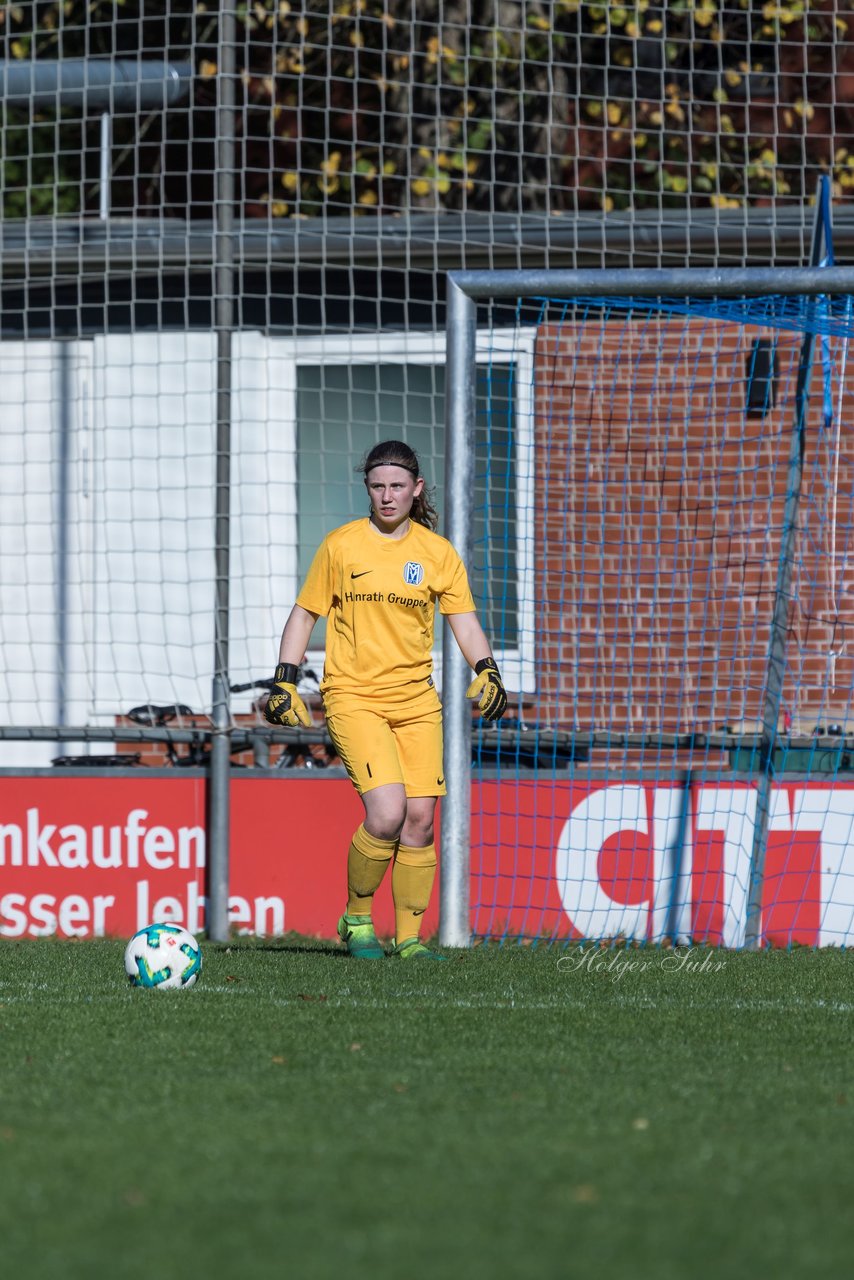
[1,0,846,218]
[2,108,82,218]
[1,939,853,1278]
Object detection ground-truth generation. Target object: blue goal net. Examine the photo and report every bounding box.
[468,287,854,947]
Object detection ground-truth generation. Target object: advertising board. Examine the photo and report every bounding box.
[1,776,851,945]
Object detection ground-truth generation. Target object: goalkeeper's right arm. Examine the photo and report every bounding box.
[264,605,319,728]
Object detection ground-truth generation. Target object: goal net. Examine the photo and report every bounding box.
[447,276,854,948]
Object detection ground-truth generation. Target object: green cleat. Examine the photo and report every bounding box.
[392,937,449,961]
[337,913,386,960]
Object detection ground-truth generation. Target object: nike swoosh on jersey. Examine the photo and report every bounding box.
[350,570,372,579]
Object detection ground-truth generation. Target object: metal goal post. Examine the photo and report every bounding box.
[439,264,854,950]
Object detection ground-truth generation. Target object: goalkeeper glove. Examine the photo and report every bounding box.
[264,663,312,728]
[466,657,508,723]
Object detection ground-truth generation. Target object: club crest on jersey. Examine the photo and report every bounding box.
[403,561,424,587]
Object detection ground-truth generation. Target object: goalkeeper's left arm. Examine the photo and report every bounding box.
[446,612,508,723]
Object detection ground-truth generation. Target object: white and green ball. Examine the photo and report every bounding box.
[124,923,202,990]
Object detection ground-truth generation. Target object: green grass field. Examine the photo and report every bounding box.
[1,938,852,1280]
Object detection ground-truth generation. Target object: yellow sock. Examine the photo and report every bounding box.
[346,824,396,917]
[392,842,437,944]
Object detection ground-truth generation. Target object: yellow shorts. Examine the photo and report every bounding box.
[323,686,445,798]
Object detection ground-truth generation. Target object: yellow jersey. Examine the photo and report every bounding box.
[296,518,475,699]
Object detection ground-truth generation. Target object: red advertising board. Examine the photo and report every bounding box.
[1,775,852,945]
[0,776,375,940]
[468,779,844,947]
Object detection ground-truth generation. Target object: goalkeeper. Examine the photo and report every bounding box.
[265,439,507,961]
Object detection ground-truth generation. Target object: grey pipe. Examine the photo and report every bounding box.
[0,60,192,112]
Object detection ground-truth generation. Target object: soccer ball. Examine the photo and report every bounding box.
[124,923,202,990]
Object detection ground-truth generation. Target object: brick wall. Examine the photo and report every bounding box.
[534,314,854,735]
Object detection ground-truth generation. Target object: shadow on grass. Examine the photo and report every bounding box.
[209,934,346,957]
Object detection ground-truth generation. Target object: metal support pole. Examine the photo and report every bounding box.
[744,189,827,949]
[99,113,111,221]
[207,5,237,943]
[250,733,270,768]
[56,342,72,759]
[440,278,478,947]
[662,770,693,945]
